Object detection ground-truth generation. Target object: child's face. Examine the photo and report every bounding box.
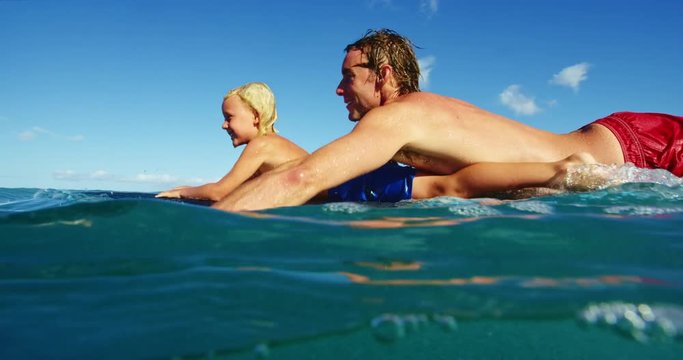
[221,96,259,147]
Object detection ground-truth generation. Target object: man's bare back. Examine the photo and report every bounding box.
[385,92,623,175]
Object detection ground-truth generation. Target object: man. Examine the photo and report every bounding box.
[214,29,682,211]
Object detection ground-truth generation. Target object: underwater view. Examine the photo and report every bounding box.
[1,165,683,359]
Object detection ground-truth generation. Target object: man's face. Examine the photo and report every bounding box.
[336,49,381,121]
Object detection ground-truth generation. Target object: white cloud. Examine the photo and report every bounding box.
[129,173,180,184]
[53,169,204,186]
[18,126,48,141]
[418,56,436,89]
[420,0,438,17]
[53,170,113,181]
[550,62,590,91]
[18,126,85,142]
[368,0,438,15]
[126,173,205,186]
[53,170,83,181]
[368,0,394,9]
[19,130,38,141]
[90,170,115,180]
[66,134,86,141]
[499,85,541,116]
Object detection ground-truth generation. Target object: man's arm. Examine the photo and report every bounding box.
[213,106,413,211]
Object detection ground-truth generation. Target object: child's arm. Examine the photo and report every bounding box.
[411,153,596,199]
[156,138,272,202]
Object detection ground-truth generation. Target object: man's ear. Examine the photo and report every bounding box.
[376,64,394,88]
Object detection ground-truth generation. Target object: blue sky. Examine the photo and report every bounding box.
[1,0,682,192]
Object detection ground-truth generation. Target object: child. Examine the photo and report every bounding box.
[156,82,308,201]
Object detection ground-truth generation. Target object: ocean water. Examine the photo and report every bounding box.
[2,166,683,359]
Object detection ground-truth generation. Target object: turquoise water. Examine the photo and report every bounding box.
[2,172,683,358]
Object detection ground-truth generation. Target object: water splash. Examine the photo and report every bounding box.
[508,200,555,215]
[370,313,455,343]
[448,203,501,217]
[0,188,98,213]
[565,163,683,191]
[578,302,683,342]
[604,206,683,216]
[407,196,477,208]
[371,314,406,342]
[322,202,371,214]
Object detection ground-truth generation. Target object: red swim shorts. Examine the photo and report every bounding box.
[592,112,683,176]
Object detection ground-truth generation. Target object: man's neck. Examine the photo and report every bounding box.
[380,87,402,105]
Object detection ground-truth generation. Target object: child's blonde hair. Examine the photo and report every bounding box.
[225,82,278,135]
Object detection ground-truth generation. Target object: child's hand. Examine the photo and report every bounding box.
[155,190,180,198]
[155,186,189,198]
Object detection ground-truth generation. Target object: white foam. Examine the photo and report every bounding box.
[565,163,683,190]
[408,196,475,208]
[448,203,501,217]
[578,301,683,342]
[322,202,370,214]
[508,200,555,215]
[604,206,683,216]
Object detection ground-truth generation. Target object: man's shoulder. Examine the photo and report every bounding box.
[398,91,446,100]
[391,91,460,108]
[377,92,459,115]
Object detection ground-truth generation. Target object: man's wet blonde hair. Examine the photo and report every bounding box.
[225,82,278,135]
[345,29,421,95]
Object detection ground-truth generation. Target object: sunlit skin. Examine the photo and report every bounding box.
[222,95,260,147]
[213,47,626,211]
[335,51,384,121]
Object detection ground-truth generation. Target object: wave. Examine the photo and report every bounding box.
[1,178,683,359]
